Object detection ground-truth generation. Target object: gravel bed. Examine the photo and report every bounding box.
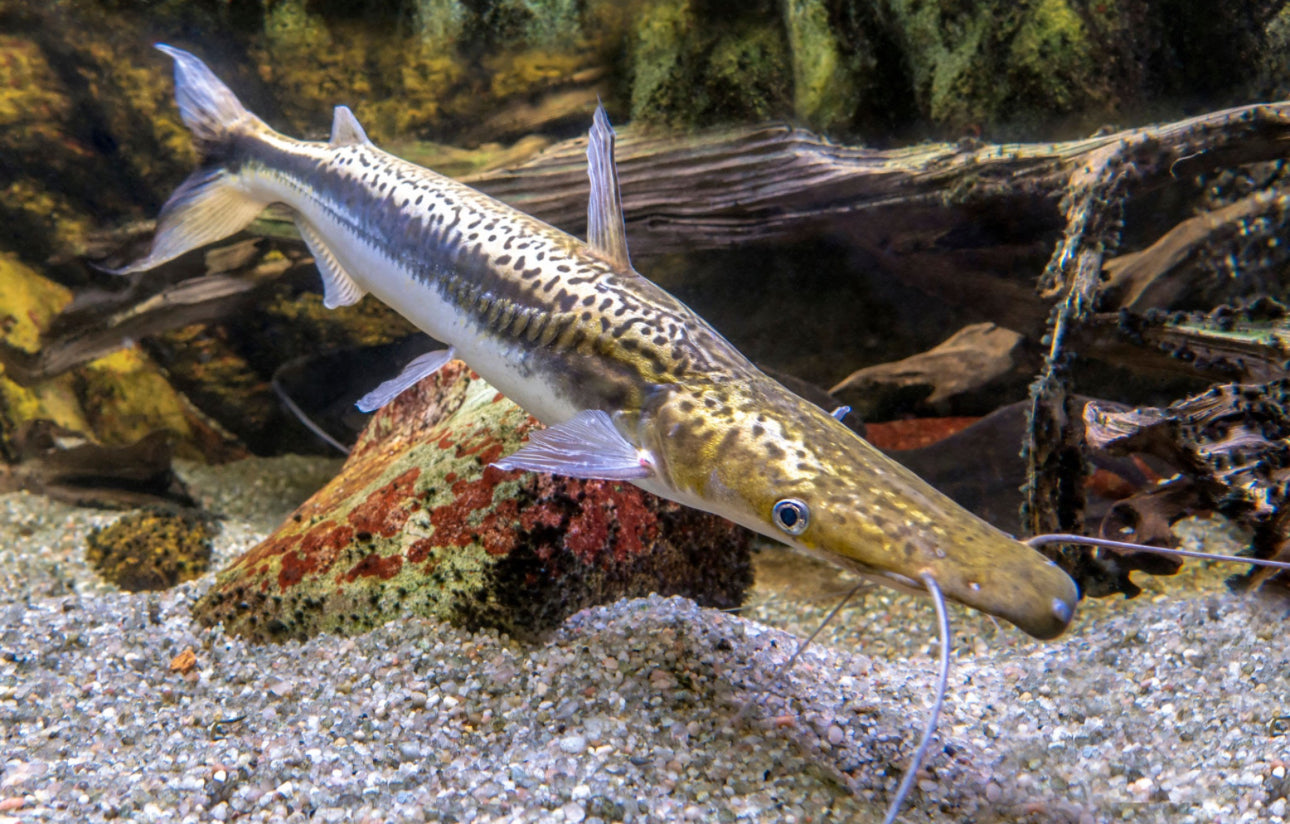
[1,456,1288,823]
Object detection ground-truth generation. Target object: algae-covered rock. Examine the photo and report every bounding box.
[0,255,92,459]
[628,0,790,128]
[193,361,753,642]
[885,0,1103,133]
[86,508,214,592]
[0,2,199,262]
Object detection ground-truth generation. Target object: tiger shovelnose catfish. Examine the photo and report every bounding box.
[117,45,1079,640]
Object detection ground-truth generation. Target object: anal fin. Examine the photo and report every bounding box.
[295,219,366,308]
[356,347,456,412]
[492,409,654,480]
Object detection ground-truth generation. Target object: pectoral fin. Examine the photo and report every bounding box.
[356,347,456,412]
[492,409,653,480]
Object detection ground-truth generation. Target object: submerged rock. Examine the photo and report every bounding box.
[86,508,213,592]
[193,361,753,642]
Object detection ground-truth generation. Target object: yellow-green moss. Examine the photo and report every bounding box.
[0,254,72,353]
[628,0,695,127]
[390,135,552,179]
[358,53,463,140]
[505,0,585,49]
[783,0,855,131]
[1007,0,1094,111]
[488,50,588,101]
[706,24,789,122]
[413,0,468,51]
[78,348,200,448]
[258,0,465,142]
[0,36,70,146]
[886,0,1101,133]
[88,42,198,175]
[0,373,91,452]
[0,257,87,454]
[85,509,213,592]
[629,0,789,128]
[0,257,235,461]
[0,12,197,261]
[2,181,96,258]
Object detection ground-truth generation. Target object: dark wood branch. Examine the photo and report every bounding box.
[7,242,306,384]
[1103,184,1290,310]
[1012,101,1290,550]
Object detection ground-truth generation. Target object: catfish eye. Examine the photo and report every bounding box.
[771,498,810,535]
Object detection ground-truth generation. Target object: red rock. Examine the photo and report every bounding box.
[193,362,752,642]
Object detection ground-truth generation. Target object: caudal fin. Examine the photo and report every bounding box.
[110,45,267,275]
[155,43,257,151]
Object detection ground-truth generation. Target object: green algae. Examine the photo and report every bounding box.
[783,0,856,132]
[629,0,790,129]
[193,365,750,642]
[886,0,1101,133]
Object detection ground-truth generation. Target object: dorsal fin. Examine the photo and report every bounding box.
[330,105,370,147]
[585,104,631,270]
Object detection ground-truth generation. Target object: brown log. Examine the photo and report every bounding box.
[471,101,1290,251]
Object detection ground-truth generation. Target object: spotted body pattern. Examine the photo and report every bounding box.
[124,46,1079,640]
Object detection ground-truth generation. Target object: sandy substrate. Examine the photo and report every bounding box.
[1,455,1287,823]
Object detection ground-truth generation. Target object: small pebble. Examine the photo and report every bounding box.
[558,735,588,755]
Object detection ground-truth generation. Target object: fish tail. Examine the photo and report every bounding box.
[110,44,269,274]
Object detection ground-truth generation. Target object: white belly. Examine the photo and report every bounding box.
[297,202,583,428]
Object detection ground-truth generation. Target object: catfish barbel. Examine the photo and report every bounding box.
[119,45,1078,639]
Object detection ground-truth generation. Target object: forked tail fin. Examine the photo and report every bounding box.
[110,45,269,274]
[155,43,258,151]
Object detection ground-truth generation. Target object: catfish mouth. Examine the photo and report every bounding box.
[819,551,1078,640]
